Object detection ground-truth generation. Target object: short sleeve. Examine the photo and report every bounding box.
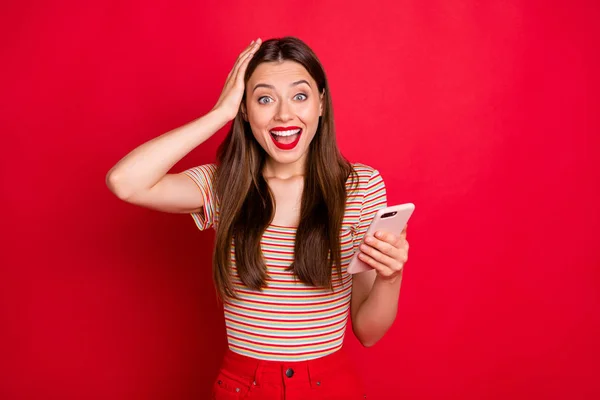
[182,163,218,230]
[353,169,388,253]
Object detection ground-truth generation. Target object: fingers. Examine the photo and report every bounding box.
[225,39,257,82]
[234,38,261,83]
[228,38,261,84]
[358,252,393,276]
[239,38,260,60]
[378,227,407,247]
[358,231,409,271]
[225,42,252,82]
[400,224,407,240]
[361,229,409,279]
[359,241,397,267]
[357,249,404,279]
[365,233,398,256]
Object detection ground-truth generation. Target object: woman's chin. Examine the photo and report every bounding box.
[265,145,308,166]
[256,132,315,167]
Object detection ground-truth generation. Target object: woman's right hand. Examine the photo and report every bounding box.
[212,38,262,121]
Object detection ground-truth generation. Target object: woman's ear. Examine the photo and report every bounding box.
[319,90,325,116]
[241,102,248,121]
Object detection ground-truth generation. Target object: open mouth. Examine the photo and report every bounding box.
[269,128,302,150]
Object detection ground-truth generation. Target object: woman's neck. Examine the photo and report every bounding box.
[263,154,307,179]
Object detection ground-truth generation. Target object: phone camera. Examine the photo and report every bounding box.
[381,211,397,219]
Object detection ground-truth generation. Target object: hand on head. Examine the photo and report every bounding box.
[212,38,262,121]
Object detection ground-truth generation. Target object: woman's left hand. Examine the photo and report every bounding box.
[358,225,409,282]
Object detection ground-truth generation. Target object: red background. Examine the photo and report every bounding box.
[2,1,599,399]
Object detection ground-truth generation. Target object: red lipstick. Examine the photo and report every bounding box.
[269,126,302,150]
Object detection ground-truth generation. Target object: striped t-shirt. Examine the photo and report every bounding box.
[184,163,387,361]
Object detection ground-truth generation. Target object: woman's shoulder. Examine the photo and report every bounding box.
[187,163,218,172]
[349,162,383,183]
[351,162,378,176]
[346,163,385,195]
[183,163,219,191]
[185,163,218,179]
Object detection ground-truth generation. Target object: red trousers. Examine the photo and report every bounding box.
[211,348,368,399]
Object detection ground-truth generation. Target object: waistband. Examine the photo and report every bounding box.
[219,348,351,387]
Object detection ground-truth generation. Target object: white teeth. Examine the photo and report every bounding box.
[270,128,301,137]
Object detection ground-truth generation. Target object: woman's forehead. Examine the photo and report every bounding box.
[248,61,316,89]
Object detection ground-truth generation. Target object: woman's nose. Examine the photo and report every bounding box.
[275,100,293,121]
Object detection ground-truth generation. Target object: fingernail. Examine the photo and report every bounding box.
[364,236,373,244]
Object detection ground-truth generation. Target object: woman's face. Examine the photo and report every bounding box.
[244,60,323,169]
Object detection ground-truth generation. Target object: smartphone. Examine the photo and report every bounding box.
[347,203,415,274]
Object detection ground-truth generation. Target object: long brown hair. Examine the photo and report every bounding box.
[213,37,356,299]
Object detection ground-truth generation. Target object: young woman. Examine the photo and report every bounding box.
[107,36,409,399]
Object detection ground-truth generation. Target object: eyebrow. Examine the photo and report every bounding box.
[252,80,311,93]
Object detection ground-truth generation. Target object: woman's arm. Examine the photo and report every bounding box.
[350,228,408,347]
[106,109,229,213]
[106,38,262,213]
